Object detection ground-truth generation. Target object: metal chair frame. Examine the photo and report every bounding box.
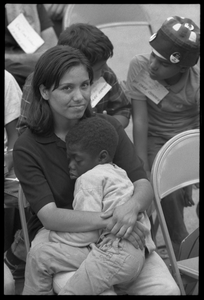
[150,129,199,295]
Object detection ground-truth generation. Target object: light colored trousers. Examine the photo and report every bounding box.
[23,228,180,295]
[59,235,145,295]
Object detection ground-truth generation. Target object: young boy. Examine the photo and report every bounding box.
[17,23,131,135]
[126,16,200,258]
[49,116,155,295]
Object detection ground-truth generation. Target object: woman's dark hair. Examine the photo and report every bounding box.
[58,23,113,66]
[65,116,119,159]
[27,45,94,136]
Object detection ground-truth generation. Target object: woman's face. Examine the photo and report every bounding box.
[42,65,91,122]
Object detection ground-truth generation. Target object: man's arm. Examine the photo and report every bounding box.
[132,99,150,177]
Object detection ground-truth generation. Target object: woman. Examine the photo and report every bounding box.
[13,45,179,295]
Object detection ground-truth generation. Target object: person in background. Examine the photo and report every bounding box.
[4,70,22,293]
[5,4,58,90]
[4,263,15,295]
[16,23,131,135]
[49,117,155,295]
[126,16,200,258]
[44,4,68,37]
[12,45,179,295]
[4,70,22,251]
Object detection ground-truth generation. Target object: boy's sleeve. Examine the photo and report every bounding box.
[126,57,147,101]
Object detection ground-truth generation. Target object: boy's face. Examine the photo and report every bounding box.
[91,60,107,82]
[148,51,183,82]
[67,145,99,179]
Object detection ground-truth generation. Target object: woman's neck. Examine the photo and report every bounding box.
[54,119,79,141]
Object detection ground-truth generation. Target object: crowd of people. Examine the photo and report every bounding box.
[4,4,199,295]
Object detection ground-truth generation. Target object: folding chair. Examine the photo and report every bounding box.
[150,129,199,295]
[62,4,153,81]
[98,22,152,81]
[18,185,116,295]
[177,227,199,295]
[62,4,152,31]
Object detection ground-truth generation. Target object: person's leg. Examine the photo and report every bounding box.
[117,251,180,295]
[148,136,188,258]
[59,238,145,295]
[23,228,89,295]
[161,190,188,258]
[4,263,15,295]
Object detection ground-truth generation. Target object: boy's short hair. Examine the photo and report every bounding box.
[65,116,119,159]
[149,16,200,67]
[58,23,114,66]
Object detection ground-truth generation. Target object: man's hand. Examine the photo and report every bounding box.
[183,185,195,207]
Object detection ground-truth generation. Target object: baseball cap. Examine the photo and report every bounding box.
[149,16,200,67]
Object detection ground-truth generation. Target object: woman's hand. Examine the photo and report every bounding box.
[126,221,147,250]
[101,201,137,239]
[183,185,195,207]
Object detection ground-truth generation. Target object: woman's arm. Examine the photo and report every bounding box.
[37,202,109,232]
[101,178,153,238]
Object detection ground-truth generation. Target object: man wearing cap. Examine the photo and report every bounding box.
[126,16,200,258]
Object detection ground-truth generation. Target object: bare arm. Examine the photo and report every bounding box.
[101,178,153,237]
[132,99,150,175]
[5,119,19,172]
[37,202,109,233]
[113,115,129,128]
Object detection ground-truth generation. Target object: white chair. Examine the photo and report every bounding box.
[62,4,153,82]
[177,227,199,295]
[17,185,116,295]
[150,129,199,295]
[98,22,152,81]
[62,4,153,31]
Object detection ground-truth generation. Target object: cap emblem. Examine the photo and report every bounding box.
[170,52,181,64]
[184,23,194,31]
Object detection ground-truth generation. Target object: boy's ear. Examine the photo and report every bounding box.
[98,150,109,163]
[180,66,188,73]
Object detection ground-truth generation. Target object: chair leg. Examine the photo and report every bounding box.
[149,215,157,246]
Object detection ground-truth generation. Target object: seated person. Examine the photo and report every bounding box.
[44,4,68,37]
[16,23,131,135]
[4,70,22,252]
[126,16,200,258]
[4,263,15,295]
[12,45,179,295]
[49,117,155,295]
[5,4,58,90]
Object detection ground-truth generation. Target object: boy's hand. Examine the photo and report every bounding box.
[183,185,195,207]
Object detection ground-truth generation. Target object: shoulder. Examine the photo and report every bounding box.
[103,65,117,86]
[95,113,122,131]
[128,53,150,75]
[189,64,200,80]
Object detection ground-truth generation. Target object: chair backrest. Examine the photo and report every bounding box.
[178,227,199,261]
[98,22,152,81]
[62,4,153,31]
[62,4,153,81]
[151,129,200,295]
[18,185,30,254]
